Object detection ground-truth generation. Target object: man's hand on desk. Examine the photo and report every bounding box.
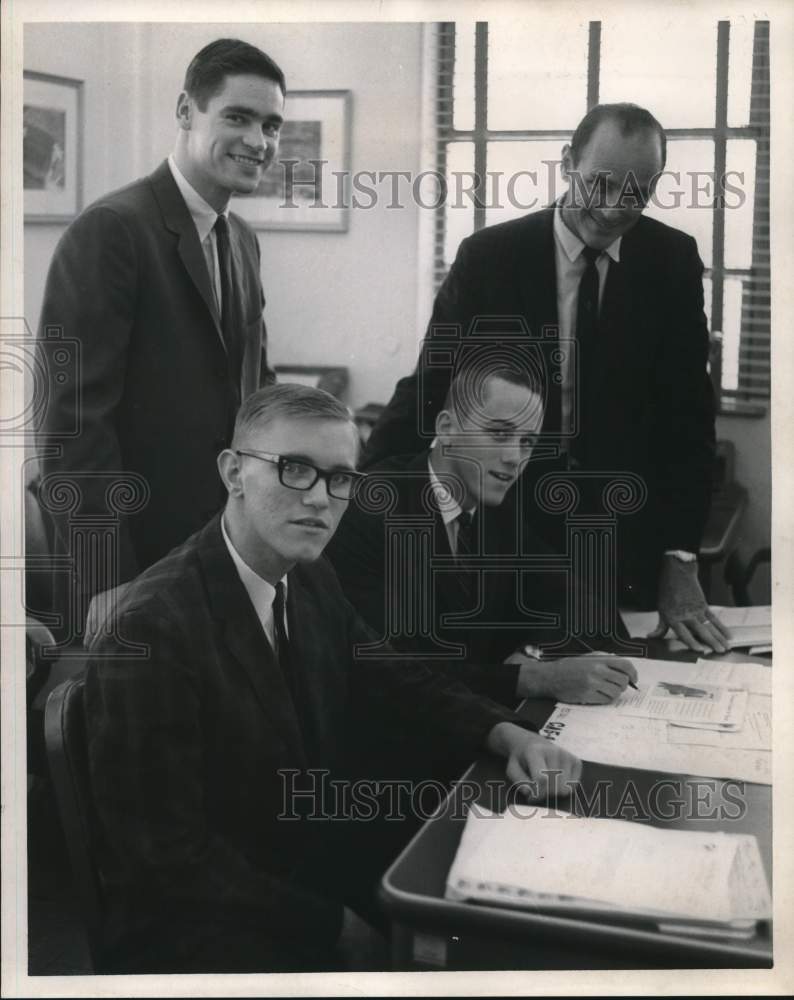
[506,652,638,704]
[485,723,582,800]
[651,555,731,654]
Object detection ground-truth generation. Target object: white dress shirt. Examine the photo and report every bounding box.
[427,455,477,554]
[168,154,228,315]
[552,205,621,435]
[221,514,287,649]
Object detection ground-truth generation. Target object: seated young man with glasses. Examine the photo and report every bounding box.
[84,382,581,974]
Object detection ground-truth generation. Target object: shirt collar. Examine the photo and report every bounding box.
[553,201,622,264]
[220,512,284,617]
[427,455,476,527]
[168,154,228,243]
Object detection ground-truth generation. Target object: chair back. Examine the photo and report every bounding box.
[44,677,106,970]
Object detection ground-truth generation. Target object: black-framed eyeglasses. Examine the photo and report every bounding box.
[236,450,366,500]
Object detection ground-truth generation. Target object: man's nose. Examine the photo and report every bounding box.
[500,443,522,467]
[302,478,331,507]
[242,124,266,151]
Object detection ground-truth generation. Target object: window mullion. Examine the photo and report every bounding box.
[473,21,488,232]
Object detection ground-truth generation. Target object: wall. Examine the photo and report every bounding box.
[24,21,425,410]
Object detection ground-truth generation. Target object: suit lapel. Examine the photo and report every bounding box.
[409,453,476,615]
[148,160,226,352]
[281,570,340,760]
[514,209,562,435]
[600,235,652,391]
[198,518,307,764]
[516,207,559,335]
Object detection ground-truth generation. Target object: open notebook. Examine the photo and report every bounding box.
[446,807,771,939]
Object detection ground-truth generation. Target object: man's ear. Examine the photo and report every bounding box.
[435,408,455,445]
[218,449,243,498]
[176,91,193,132]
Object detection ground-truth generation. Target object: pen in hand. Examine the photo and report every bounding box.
[596,653,639,691]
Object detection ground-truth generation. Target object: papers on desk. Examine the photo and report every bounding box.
[621,605,772,652]
[446,806,771,938]
[539,657,772,784]
[667,694,771,751]
[690,658,772,696]
[573,680,747,728]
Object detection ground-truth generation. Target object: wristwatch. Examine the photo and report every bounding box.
[664,550,698,563]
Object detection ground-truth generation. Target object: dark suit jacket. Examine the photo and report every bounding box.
[326,451,620,706]
[37,160,273,616]
[84,515,526,961]
[362,209,716,604]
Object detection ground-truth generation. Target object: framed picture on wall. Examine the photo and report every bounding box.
[231,90,351,232]
[23,70,83,223]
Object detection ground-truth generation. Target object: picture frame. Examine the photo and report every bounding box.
[23,70,83,223]
[231,90,352,232]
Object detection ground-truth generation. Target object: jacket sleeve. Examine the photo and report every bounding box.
[326,492,522,707]
[37,205,141,593]
[651,234,716,552]
[85,611,344,947]
[251,230,276,387]
[345,601,538,757]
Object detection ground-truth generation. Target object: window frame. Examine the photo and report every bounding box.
[432,19,770,412]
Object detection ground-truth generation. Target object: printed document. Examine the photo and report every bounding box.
[446,807,771,930]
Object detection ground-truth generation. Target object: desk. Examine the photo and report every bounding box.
[380,648,772,971]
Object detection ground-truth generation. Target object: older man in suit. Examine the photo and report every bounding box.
[327,363,637,709]
[36,38,284,642]
[84,383,581,973]
[363,103,729,656]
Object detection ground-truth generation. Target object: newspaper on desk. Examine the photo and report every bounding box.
[540,657,772,784]
[571,678,748,728]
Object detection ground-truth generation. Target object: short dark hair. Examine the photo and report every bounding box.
[570,103,666,168]
[232,383,356,449]
[184,38,286,109]
[443,362,543,419]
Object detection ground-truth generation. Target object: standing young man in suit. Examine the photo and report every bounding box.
[327,364,637,707]
[84,383,581,973]
[36,38,284,642]
[363,103,730,656]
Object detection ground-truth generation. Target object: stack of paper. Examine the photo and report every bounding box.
[539,657,772,783]
[621,605,772,653]
[446,807,771,938]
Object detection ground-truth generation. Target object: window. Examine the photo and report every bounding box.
[432,19,770,408]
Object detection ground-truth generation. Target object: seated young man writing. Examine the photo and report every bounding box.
[327,363,638,707]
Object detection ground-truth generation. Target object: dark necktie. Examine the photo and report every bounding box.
[272,580,292,674]
[573,246,601,462]
[213,215,241,390]
[272,582,312,753]
[455,509,474,559]
[455,510,476,606]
